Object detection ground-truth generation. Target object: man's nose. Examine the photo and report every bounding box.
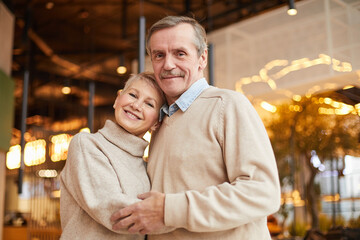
[163,55,175,70]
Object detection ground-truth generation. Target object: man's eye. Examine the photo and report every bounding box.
[178,52,185,57]
[129,93,136,98]
[154,53,163,59]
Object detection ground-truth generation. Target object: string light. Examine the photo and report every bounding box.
[6,145,21,170]
[24,140,46,166]
[50,134,72,162]
[38,169,58,178]
[236,54,352,94]
[261,101,277,113]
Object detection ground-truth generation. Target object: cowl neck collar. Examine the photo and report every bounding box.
[98,120,148,158]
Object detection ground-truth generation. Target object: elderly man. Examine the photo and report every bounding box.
[111,15,281,240]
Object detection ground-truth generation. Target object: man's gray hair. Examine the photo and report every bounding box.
[146,16,208,57]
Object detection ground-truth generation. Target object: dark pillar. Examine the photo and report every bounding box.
[138,16,146,73]
[88,81,95,133]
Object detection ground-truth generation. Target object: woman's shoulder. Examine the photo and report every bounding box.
[69,131,99,150]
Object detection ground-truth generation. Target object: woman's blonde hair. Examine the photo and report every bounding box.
[122,72,165,103]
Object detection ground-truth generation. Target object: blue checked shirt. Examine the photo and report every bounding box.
[159,78,210,121]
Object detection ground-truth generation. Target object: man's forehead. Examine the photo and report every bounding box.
[149,25,196,51]
[150,23,194,40]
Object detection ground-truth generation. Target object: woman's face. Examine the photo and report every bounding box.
[113,79,163,138]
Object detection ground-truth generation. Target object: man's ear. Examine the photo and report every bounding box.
[150,121,161,132]
[199,49,208,70]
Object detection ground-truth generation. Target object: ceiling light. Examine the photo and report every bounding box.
[287,0,297,16]
[62,86,71,94]
[62,79,71,94]
[117,66,127,75]
[79,9,89,19]
[117,55,127,75]
[46,2,54,10]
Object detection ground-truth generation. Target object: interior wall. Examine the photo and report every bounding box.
[207,0,360,104]
[0,1,14,76]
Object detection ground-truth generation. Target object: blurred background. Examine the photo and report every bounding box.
[0,0,359,239]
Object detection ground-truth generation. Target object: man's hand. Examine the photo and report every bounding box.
[111,191,165,235]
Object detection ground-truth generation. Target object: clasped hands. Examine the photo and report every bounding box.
[111,191,165,235]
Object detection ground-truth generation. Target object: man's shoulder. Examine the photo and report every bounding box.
[200,86,248,102]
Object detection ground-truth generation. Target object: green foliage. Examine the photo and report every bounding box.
[265,93,360,229]
[267,95,360,171]
[278,203,291,220]
[288,221,308,237]
[319,214,347,233]
[319,214,332,233]
[348,215,360,228]
[336,215,346,227]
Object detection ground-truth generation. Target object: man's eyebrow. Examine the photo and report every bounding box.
[151,49,163,54]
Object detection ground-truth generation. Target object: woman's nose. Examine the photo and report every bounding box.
[131,100,142,110]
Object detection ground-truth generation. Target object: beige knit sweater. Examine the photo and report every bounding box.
[147,86,281,240]
[60,120,150,240]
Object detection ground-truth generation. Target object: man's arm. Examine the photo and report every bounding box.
[163,93,281,232]
[110,191,166,234]
[111,93,281,233]
[162,94,281,232]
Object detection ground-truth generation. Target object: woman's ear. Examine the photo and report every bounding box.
[150,121,162,132]
[113,98,118,109]
[113,90,122,109]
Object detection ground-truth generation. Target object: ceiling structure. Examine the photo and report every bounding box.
[5,0,300,141]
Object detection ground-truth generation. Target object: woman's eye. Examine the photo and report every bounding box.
[146,103,154,108]
[129,93,136,98]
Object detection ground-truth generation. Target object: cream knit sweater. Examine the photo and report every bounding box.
[147,86,281,240]
[60,120,150,240]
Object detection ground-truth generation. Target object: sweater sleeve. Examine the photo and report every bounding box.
[164,93,281,232]
[60,133,140,234]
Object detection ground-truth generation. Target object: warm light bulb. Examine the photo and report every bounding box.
[46,2,54,10]
[287,8,297,16]
[62,86,71,94]
[117,66,127,75]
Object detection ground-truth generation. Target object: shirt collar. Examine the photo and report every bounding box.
[160,78,209,121]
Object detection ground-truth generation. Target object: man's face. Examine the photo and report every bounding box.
[149,23,207,105]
